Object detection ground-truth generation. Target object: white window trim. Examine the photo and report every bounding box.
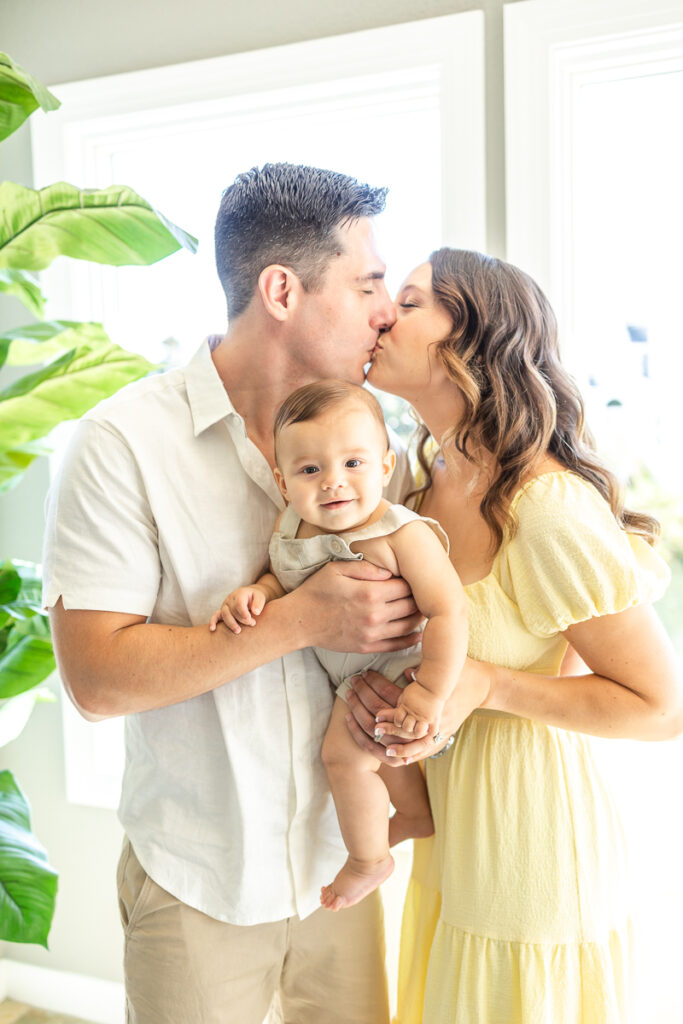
[505,0,683,331]
[29,12,486,809]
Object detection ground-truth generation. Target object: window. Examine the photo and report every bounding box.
[506,2,683,1017]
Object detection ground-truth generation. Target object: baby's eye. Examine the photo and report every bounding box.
[301,465,319,475]
[345,459,362,468]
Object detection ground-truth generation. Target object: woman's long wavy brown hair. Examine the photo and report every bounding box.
[410,248,659,549]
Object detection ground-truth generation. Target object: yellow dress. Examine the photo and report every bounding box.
[395,472,670,1024]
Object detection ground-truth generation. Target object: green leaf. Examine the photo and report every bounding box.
[0,181,198,272]
[0,560,46,621]
[0,341,156,451]
[0,319,110,368]
[0,690,40,747]
[0,441,50,494]
[0,564,21,605]
[0,770,58,946]
[0,635,55,699]
[0,269,46,319]
[0,53,60,143]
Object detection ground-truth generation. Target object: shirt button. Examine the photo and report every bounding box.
[331,540,342,553]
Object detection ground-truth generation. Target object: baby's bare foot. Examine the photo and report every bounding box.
[389,810,434,847]
[320,855,394,912]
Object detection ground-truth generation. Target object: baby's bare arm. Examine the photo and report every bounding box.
[380,521,468,734]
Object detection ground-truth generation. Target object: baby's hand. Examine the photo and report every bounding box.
[375,679,445,739]
[209,586,267,634]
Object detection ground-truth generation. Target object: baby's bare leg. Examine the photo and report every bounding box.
[321,698,395,912]
[380,763,434,848]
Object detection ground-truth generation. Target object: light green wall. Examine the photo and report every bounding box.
[0,0,519,985]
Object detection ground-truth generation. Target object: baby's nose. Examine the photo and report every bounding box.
[322,474,345,490]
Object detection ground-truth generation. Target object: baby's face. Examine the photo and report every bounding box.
[274,402,395,533]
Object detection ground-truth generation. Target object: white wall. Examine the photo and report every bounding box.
[0,0,518,987]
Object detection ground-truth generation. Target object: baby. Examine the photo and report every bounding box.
[210,380,468,910]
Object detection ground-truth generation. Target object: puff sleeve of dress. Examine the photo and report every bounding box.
[502,472,670,639]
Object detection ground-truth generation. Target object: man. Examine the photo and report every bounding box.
[44,163,420,1024]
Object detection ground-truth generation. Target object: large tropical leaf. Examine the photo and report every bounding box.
[0,320,110,368]
[0,269,46,319]
[1,560,45,620]
[0,181,198,272]
[0,770,58,946]
[0,563,21,606]
[0,52,60,143]
[0,635,55,699]
[0,691,41,748]
[0,442,50,494]
[0,340,155,452]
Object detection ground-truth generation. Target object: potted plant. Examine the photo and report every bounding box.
[0,52,197,947]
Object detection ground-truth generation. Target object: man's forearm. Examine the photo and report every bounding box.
[52,593,309,719]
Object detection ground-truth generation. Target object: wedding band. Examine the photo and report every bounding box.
[433,732,443,744]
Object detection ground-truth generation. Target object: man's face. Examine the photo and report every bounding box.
[291,218,396,385]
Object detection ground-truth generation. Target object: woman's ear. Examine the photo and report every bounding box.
[258,265,301,322]
[273,466,289,502]
[382,447,397,485]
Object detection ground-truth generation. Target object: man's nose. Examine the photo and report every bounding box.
[371,282,396,332]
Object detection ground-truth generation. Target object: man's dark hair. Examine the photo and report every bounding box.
[214,163,388,320]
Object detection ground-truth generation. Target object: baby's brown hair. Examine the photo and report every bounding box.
[273,380,389,464]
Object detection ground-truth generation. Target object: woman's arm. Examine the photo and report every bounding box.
[489,603,683,741]
[346,603,683,763]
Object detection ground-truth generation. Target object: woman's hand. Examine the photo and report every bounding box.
[346,659,492,764]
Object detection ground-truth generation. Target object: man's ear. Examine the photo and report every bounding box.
[382,447,397,485]
[258,265,301,322]
[273,466,289,502]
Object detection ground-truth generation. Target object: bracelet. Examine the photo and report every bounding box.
[429,735,455,759]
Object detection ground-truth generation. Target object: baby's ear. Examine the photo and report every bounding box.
[382,448,397,484]
[273,466,289,501]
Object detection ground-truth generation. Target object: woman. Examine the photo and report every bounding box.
[348,249,683,1023]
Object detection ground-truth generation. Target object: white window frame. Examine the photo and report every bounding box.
[505,4,683,1019]
[505,0,683,334]
[30,12,486,810]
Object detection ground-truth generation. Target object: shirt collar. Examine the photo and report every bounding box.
[184,339,241,437]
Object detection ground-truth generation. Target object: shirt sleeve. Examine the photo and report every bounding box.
[503,474,671,638]
[42,418,161,616]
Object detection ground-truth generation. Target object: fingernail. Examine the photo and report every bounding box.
[345,714,352,724]
[386,748,396,758]
[404,758,413,765]
[374,729,384,738]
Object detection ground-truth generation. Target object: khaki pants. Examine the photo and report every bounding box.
[117,838,390,1024]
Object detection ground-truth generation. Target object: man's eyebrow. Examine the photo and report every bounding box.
[356,271,386,282]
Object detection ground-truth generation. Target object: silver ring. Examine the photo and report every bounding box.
[433,732,443,744]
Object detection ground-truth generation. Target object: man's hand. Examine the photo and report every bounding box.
[289,560,422,654]
[346,660,492,764]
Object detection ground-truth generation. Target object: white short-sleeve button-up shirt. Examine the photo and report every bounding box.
[43,340,412,924]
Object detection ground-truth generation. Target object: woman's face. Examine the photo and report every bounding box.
[366,261,453,403]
